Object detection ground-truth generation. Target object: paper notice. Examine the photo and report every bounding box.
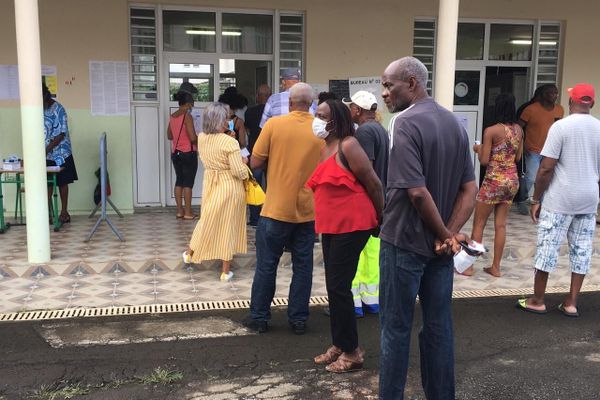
[89,61,130,116]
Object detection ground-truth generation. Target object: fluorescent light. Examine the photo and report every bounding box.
[186,29,215,35]
[510,39,532,45]
[509,39,557,46]
[185,30,241,36]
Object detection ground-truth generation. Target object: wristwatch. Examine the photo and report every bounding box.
[530,198,541,205]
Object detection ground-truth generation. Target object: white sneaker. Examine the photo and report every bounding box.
[220,271,234,282]
[182,251,192,264]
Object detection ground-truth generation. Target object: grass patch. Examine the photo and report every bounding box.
[29,382,90,400]
[138,367,183,386]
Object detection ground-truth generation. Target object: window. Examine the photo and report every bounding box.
[222,13,273,54]
[163,11,217,52]
[279,14,304,80]
[412,19,435,95]
[489,24,534,61]
[456,23,485,60]
[536,23,561,87]
[168,63,214,102]
[130,8,158,101]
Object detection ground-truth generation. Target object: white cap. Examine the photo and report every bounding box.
[342,90,378,111]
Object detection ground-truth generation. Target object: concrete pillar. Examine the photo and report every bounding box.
[434,0,460,110]
[14,0,51,263]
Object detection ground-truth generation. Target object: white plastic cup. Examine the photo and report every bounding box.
[453,249,477,273]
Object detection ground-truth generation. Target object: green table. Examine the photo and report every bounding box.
[0,167,63,233]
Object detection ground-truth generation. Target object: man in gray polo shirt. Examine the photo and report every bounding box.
[519,83,600,318]
[378,57,477,400]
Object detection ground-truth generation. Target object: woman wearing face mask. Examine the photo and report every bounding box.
[307,99,384,373]
[183,102,248,282]
[167,91,198,220]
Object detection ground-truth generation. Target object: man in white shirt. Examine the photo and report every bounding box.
[518,83,600,318]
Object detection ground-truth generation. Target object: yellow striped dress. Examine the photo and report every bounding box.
[189,133,248,262]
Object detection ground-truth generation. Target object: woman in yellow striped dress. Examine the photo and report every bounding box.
[184,102,248,281]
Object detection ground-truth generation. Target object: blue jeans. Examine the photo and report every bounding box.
[524,151,543,198]
[248,168,264,225]
[379,241,455,400]
[250,217,315,323]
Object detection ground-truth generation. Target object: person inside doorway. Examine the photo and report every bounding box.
[219,87,249,150]
[518,84,564,207]
[167,91,197,220]
[259,68,317,127]
[43,83,78,224]
[462,93,523,277]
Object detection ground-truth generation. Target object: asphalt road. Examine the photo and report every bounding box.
[1,292,600,399]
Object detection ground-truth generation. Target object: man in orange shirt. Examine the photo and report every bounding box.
[518,84,564,212]
[243,83,323,335]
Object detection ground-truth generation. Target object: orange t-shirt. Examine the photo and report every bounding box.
[252,111,323,223]
[520,102,564,153]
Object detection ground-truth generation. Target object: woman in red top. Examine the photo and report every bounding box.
[167,91,198,219]
[307,99,383,373]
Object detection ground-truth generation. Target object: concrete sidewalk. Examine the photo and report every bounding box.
[0,207,599,313]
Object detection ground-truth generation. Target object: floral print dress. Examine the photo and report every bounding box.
[476,123,521,204]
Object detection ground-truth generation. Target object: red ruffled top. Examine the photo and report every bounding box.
[306,154,377,234]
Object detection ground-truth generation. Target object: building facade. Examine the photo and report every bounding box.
[0,0,597,214]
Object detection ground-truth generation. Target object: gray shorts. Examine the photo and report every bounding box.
[534,208,596,275]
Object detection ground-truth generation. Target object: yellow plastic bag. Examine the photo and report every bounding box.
[245,165,265,206]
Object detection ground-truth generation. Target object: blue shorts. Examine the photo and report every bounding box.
[534,208,596,275]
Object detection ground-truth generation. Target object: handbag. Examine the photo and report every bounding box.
[170,115,186,162]
[244,165,265,206]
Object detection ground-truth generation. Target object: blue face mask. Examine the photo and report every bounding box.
[228,120,235,131]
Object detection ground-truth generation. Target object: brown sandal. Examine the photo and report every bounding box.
[314,346,342,365]
[325,349,364,373]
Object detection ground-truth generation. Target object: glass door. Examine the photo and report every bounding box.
[164,55,218,206]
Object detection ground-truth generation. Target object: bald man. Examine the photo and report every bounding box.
[243,83,322,335]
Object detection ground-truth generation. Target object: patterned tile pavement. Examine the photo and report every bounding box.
[0,206,599,313]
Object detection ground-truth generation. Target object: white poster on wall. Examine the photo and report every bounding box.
[89,61,130,116]
[0,64,58,100]
[349,76,384,112]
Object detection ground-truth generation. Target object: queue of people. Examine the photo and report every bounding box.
[33,53,599,400]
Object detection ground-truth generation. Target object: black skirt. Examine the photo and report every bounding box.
[47,155,78,186]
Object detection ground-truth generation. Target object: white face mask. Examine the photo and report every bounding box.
[312,117,330,139]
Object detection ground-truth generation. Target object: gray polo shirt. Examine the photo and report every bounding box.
[541,113,600,215]
[380,97,475,259]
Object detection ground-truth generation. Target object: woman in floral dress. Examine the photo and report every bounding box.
[461,93,523,277]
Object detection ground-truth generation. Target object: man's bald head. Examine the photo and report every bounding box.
[289,82,314,112]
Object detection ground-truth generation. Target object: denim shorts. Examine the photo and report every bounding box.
[534,208,596,275]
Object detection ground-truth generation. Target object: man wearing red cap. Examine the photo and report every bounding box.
[517,83,600,318]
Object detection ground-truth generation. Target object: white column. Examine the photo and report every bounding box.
[14,0,51,263]
[433,0,460,110]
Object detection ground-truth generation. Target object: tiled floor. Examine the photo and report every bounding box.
[0,207,599,313]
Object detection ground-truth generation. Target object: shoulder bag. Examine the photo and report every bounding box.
[244,165,265,206]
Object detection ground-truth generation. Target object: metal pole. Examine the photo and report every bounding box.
[433,0,460,110]
[14,0,51,262]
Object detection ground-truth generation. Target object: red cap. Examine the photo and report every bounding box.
[568,83,595,104]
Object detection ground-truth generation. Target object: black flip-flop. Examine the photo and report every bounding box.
[515,298,547,314]
[558,303,579,318]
